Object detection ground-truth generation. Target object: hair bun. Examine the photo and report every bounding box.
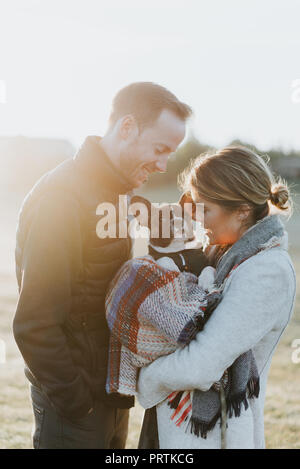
[270,183,290,210]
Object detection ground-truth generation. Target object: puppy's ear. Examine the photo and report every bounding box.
[129,195,151,228]
[178,191,196,220]
[130,195,151,205]
[178,191,193,208]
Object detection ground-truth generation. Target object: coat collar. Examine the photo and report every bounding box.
[73,135,134,197]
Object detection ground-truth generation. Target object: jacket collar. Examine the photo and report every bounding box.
[73,135,134,197]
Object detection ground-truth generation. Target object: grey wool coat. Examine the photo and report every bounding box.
[137,233,296,449]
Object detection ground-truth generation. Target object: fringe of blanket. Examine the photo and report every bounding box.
[226,376,260,418]
[167,377,260,439]
[168,391,185,410]
[188,412,222,439]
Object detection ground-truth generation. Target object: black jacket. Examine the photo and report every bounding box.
[13,136,135,419]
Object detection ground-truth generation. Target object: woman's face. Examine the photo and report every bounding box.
[191,187,249,245]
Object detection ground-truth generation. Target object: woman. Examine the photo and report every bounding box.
[137,146,296,449]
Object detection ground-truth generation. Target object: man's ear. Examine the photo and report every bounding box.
[129,195,152,228]
[119,114,138,140]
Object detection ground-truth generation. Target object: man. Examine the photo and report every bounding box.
[13,82,192,449]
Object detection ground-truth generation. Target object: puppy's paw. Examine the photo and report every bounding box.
[198,266,216,291]
[156,257,180,272]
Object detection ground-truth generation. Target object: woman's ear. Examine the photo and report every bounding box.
[236,204,252,227]
[237,204,252,221]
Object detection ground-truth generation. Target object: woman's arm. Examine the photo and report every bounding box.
[137,249,296,408]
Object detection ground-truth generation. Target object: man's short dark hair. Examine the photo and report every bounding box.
[108,82,192,130]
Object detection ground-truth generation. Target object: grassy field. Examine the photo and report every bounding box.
[0,185,299,449]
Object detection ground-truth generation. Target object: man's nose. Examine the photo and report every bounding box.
[155,156,168,173]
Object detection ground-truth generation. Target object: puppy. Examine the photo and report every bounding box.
[129,194,215,286]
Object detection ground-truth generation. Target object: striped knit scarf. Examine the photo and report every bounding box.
[105,214,285,438]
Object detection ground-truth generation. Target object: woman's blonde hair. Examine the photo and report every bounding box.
[179,145,292,223]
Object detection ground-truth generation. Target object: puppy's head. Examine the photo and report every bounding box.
[130,194,196,253]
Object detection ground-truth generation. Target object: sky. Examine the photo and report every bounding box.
[0,0,300,150]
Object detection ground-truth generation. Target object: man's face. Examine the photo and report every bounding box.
[118,109,186,188]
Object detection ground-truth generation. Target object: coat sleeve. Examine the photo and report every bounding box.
[13,191,94,419]
[137,250,296,408]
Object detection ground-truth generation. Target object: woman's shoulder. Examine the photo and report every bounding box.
[222,245,296,327]
[239,245,295,277]
[225,245,296,298]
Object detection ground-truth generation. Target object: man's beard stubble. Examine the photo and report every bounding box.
[119,149,149,188]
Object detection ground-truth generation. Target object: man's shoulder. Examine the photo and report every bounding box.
[22,158,77,207]
[18,158,82,229]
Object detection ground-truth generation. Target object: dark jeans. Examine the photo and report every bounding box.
[30,385,129,449]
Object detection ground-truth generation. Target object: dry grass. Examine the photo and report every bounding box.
[0,188,299,449]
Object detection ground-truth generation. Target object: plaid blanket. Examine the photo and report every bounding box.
[105,255,208,396]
